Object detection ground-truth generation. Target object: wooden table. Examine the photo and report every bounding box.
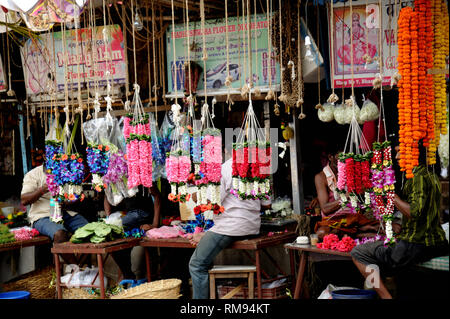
[140,231,297,299]
[284,243,352,299]
[51,238,141,299]
[0,236,51,253]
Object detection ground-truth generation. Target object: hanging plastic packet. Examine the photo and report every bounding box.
[359,99,380,123]
[317,103,335,123]
[334,104,346,125]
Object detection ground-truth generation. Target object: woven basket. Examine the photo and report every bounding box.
[111,279,182,299]
[62,287,100,299]
[1,266,55,299]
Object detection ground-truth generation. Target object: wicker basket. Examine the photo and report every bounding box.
[111,279,182,299]
[62,287,100,299]
[1,266,55,299]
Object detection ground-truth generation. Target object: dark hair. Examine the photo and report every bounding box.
[325,140,344,156]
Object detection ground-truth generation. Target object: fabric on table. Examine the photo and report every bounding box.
[416,255,449,271]
[145,226,183,239]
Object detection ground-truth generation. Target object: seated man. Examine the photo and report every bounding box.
[21,164,89,263]
[351,140,449,299]
[188,144,271,299]
[104,185,161,279]
[21,164,89,243]
[314,143,380,239]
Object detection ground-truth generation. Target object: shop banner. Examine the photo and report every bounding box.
[20,24,126,96]
[165,14,281,97]
[329,0,412,88]
[0,53,6,92]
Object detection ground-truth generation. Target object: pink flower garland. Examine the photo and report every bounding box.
[337,160,347,191]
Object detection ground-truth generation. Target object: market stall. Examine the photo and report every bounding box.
[0,0,448,301]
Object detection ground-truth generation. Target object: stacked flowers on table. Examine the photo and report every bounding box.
[316,234,356,253]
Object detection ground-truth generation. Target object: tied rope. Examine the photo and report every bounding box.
[104,0,114,125]
[327,0,338,104]
[62,22,71,137]
[185,0,193,103]
[297,1,305,119]
[247,0,252,90]
[146,1,152,107]
[74,13,84,145]
[377,0,387,142]
[170,0,180,106]
[253,0,261,96]
[152,0,159,123]
[265,0,275,101]
[200,0,209,122]
[277,0,286,104]
[240,0,249,97]
[224,0,234,106]
[122,4,130,111]
[5,15,14,97]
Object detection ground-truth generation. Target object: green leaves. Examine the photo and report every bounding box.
[70,222,124,244]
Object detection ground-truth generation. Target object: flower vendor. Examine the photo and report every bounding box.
[188,140,272,299]
[351,140,448,299]
[20,162,89,264]
[313,142,381,239]
[103,184,161,279]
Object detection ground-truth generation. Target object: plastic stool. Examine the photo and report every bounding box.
[209,265,257,299]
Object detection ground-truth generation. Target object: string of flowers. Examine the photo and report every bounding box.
[166,147,192,203]
[370,141,396,245]
[124,113,153,188]
[86,143,110,192]
[102,151,128,195]
[316,234,356,253]
[397,7,415,179]
[52,153,85,203]
[44,140,63,197]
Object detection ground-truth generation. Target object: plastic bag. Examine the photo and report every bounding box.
[344,103,361,124]
[60,266,108,290]
[318,284,358,299]
[103,212,123,228]
[334,104,346,125]
[149,113,166,180]
[317,103,335,123]
[159,111,175,158]
[83,117,126,152]
[359,99,379,123]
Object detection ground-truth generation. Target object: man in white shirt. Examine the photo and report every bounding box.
[21,164,88,244]
[188,146,271,299]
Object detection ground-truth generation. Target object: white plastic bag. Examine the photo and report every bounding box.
[334,104,346,125]
[344,103,361,124]
[359,99,379,123]
[104,212,123,228]
[318,284,358,299]
[317,103,335,123]
[60,266,108,290]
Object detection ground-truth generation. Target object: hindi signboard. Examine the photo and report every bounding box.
[329,0,413,88]
[20,25,127,98]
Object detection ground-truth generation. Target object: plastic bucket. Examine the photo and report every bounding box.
[331,289,376,300]
[0,291,31,299]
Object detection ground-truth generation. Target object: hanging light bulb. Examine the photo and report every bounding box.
[134,5,143,31]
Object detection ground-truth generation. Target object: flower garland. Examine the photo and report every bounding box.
[397,7,415,179]
[370,141,396,245]
[195,128,223,215]
[337,152,372,209]
[103,151,128,194]
[52,152,85,203]
[124,113,153,189]
[166,148,192,203]
[430,0,449,165]
[231,141,272,201]
[44,140,64,198]
[86,143,110,192]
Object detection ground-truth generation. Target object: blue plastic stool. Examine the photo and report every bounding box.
[0,291,31,299]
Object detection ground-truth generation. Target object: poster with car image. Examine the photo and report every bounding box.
[165,14,281,96]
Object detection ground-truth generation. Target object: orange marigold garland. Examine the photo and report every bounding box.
[397,7,414,178]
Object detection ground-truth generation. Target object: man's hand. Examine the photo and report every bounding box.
[189,232,206,246]
[40,184,48,195]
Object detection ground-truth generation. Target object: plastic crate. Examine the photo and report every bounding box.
[216,277,290,299]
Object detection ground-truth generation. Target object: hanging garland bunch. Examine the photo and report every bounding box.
[231,102,272,201]
[52,152,85,203]
[86,143,110,192]
[370,141,396,244]
[431,0,449,165]
[45,140,64,197]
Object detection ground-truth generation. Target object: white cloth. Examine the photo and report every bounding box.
[208,159,271,237]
